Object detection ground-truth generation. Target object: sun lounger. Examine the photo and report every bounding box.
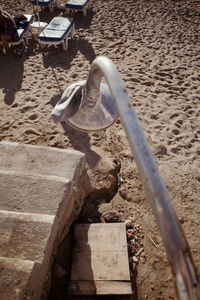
[38,17,75,50]
[65,0,90,16]
[0,14,33,48]
[14,15,33,47]
[30,0,56,13]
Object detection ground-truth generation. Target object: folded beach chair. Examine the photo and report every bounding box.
[65,0,90,16]
[30,0,56,13]
[0,13,33,48]
[38,17,75,50]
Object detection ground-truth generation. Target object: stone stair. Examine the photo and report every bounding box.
[0,141,90,300]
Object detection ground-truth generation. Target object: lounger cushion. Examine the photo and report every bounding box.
[65,0,89,10]
[30,0,54,6]
[38,17,74,42]
[16,28,27,41]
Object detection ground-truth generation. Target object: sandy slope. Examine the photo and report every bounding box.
[0,0,200,299]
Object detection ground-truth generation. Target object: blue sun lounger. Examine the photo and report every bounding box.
[30,0,56,13]
[65,0,90,16]
[38,17,75,51]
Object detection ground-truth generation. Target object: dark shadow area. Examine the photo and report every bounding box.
[75,194,101,224]
[75,190,118,225]
[130,270,139,300]
[50,93,62,107]
[48,230,73,300]
[41,37,96,69]
[0,52,29,105]
[41,42,76,70]
[48,224,95,300]
[61,121,101,168]
[74,38,96,64]
[50,94,100,168]
[69,8,95,30]
[63,120,101,168]
[33,6,60,24]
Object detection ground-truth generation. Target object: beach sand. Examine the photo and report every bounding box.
[0,0,200,299]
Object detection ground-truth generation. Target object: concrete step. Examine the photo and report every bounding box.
[0,141,90,300]
[0,141,85,180]
[0,169,73,215]
[0,210,54,262]
[0,257,36,300]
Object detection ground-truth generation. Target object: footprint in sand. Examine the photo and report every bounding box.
[169,112,179,119]
[11,103,18,108]
[28,113,38,121]
[20,106,34,113]
[172,129,180,136]
[175,120,183,128]
[23,129,40,136]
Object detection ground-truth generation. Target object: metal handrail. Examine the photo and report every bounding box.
[52,56,200,299]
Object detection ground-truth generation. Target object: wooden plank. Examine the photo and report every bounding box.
[73,223,127,251]
[67,280,132,295]
[71,249,130,281]
[69,223,131,295]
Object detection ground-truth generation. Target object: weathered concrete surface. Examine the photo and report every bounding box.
[0,141,90,300]
[0,170,72,215]
[0,211,55,261]
[0,257,36,300]
[0,141,84,180]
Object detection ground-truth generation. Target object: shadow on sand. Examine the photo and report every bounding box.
[41,37,96,69]
[50,93,100,168]
[0,52,29,105]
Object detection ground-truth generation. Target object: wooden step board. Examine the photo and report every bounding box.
[68,223,132,295]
